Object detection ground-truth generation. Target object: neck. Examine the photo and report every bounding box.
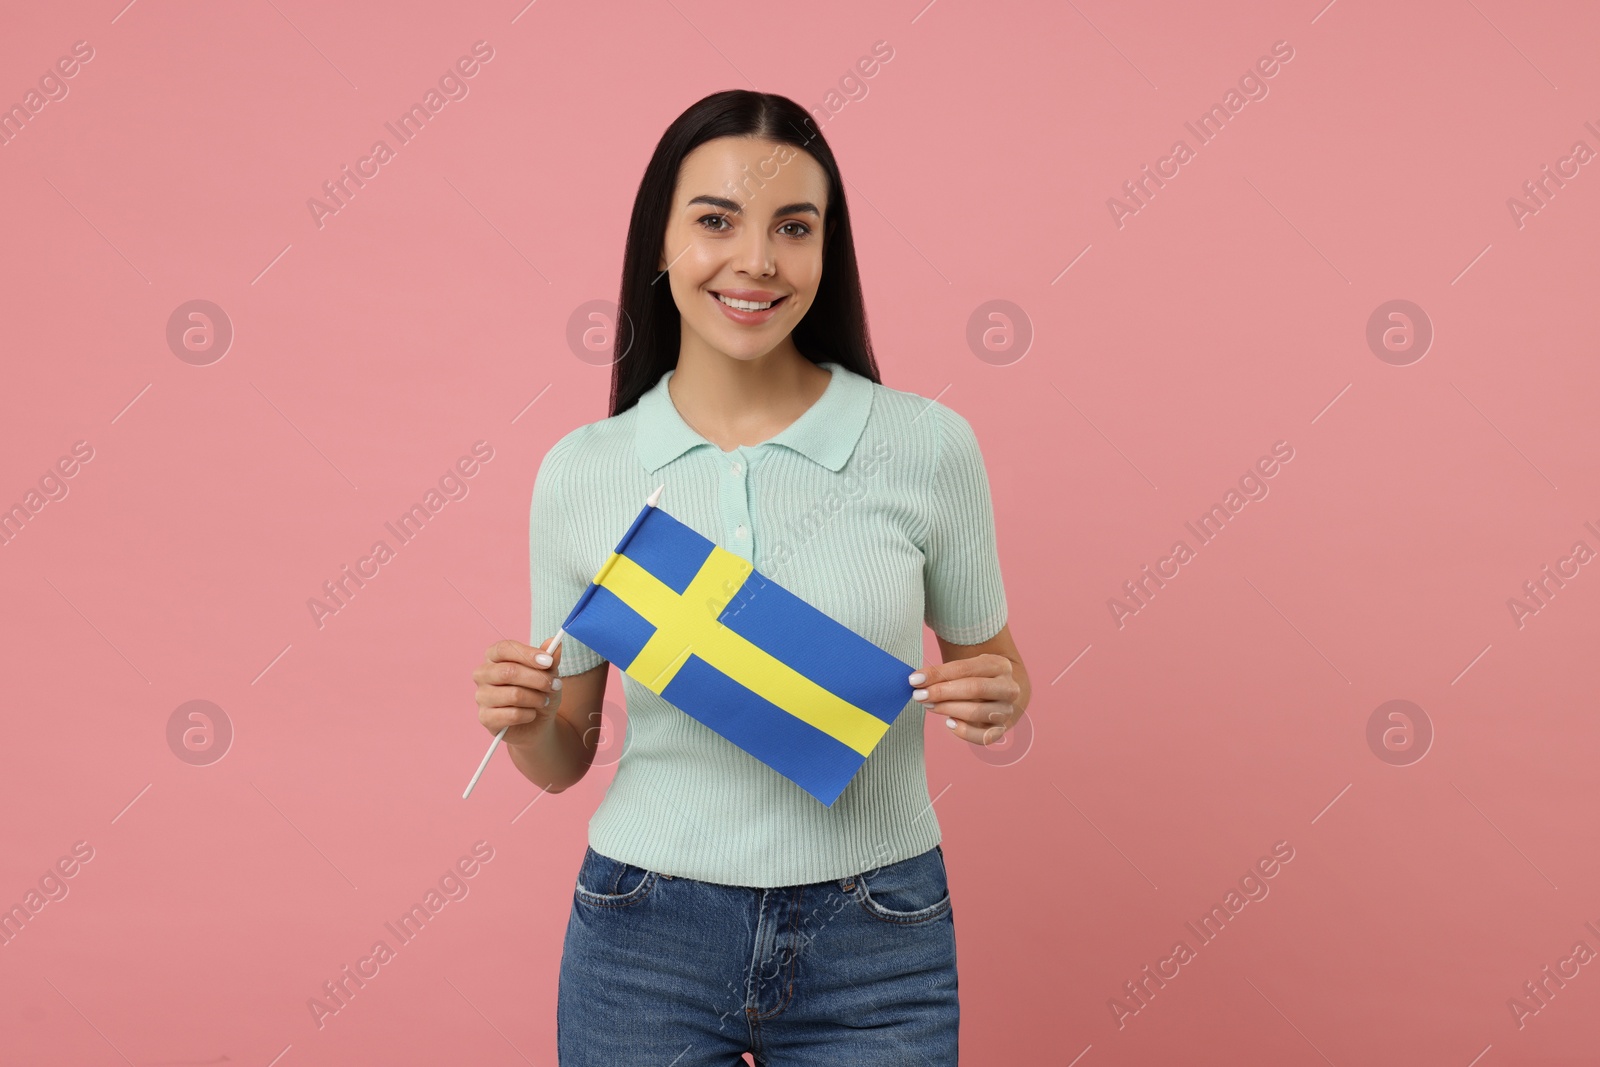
[667,344,831,451]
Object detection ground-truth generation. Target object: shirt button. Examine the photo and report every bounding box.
[731,462,743,476]
[735,525,747,539]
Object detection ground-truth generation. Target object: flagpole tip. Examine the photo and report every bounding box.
[647,483,664,507]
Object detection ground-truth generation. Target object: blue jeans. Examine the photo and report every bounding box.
[557,842,959,1065]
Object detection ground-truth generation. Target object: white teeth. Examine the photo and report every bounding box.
[716,293,777,311]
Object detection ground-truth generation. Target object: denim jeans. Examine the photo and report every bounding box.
[557,842,959,1065]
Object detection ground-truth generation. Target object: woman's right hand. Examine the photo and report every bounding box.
[474,637,563,747]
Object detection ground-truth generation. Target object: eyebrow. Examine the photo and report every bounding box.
[686,194,821,218]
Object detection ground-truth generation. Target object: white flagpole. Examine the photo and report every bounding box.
[461,630,563,799]
[463,484,663,799]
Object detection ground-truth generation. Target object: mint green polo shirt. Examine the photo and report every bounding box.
[529,360,1008,887]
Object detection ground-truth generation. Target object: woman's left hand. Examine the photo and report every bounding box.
[909,654,1023,746]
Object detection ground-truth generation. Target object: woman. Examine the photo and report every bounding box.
[472,89,1030,1065]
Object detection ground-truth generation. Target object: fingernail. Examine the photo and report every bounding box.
[551,677,563,690]
[946,717,957,729]
[908,672,925,685]
[535,653,552,666]
[911,688,928,701]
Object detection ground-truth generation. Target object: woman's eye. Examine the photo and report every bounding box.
[697,215,811,237]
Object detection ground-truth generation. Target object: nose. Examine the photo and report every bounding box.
[734,225,775,277]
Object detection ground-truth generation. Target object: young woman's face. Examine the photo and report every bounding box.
[659,136,830,363]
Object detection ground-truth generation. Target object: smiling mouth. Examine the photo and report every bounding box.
[711,292,789,312]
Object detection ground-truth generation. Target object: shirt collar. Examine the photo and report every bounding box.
[634,360,874,474]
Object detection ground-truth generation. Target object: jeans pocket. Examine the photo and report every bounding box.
[850,845,951,925]
[573,846,660,908]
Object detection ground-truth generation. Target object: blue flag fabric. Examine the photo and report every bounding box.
[559,499,917,806]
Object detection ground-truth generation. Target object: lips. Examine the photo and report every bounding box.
[711,291,788,309]
[708,289,790,325]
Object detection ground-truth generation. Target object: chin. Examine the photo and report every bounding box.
[697,333,779,360]
[721,345,779,362]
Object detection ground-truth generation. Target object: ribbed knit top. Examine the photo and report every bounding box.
[528,360,1008,887]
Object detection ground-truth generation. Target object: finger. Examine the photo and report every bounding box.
[487,637,563,670]
[940,714,1007,746]
[912,676,1010,706]
[535,635,564,671]
[907,653,1007,691]
[485,638,537,666]
[478,682,558,713]
[924,700,1011,727]
[474,658,561,693]
[913,654,1005,687]
[482,700,545,731]
[478,686,551,726]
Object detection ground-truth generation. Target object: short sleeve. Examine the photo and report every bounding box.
[921,404,1009,645]
[529,430,606,677]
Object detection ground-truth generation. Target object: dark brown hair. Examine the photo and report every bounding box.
[608,89,880,417]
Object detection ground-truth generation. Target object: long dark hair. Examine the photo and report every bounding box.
[608,89,880,418]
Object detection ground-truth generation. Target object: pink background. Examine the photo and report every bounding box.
[3,0,1598,1063]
